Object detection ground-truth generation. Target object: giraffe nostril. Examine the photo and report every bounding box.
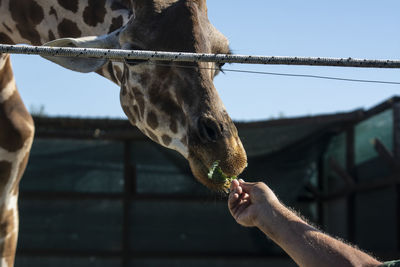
[197,117,221,143]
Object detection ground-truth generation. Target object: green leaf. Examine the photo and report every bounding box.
[208,160,237,183]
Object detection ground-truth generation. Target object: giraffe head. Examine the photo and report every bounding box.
[42,0,247,191]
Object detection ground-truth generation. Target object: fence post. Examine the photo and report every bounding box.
[346,126,356,243]
[393,103,400,252]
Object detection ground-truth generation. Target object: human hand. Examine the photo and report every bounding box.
[228,179,279,228]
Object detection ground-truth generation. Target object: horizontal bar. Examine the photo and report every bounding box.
[17,249,288,259]
[19,191,222,202]
[319,172,400,201]
[1,44,400,68]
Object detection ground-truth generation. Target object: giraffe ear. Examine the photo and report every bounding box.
[41,33,120,73]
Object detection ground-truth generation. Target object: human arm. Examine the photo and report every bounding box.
[228,179,382,267]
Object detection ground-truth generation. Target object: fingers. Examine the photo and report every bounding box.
[238,179,254,190]
[229,179,242,197]
[229,179,250,201]
[228,181,240,210]
[228,179,251,212]
[230,179,240,191]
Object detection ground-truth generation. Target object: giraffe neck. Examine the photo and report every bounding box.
[0,52,34,267]
[0,0,133,86]
[0,0,132,45]
[0,2,132,266]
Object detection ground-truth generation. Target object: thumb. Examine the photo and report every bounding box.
[239,180,272,202]
[238,180,257,191]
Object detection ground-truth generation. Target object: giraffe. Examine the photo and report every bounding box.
[0,0,247,265]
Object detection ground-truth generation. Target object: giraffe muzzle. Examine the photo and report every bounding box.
[188,115,248,191]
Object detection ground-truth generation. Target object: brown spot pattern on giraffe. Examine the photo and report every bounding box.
[0,161,12,190]
[2,23,12,33]
[146,110,159,130]
[0,90,33,152]
[114,65,123,83]
[169,118,178,134]
[48,30,55,41]
[121,105,136,125]
[0,206,18,266]
[120,83,127,96]
[131,86,145,118]
[0,54,12,89]
[136,96,145,119]
[0,161,16,266]
[9,0,44,45]
[0,57,33,151]
[57,0,78,13]
[133,105,140,119]
[127,91,135,101]
[49,6,58,19]
[181,135,188,146]
[108,15,123,33]
[148,81,185,126]
[139,72,151,87]
[107,62,118,84]
[161,135,172,146]
[146,129,159,143]
[12,150,30,195]
[175,77,195,107]
[0,33,13,44]
[58,18,82,38]
[83,0,107,27]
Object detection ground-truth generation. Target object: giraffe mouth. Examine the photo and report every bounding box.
[188,155,226,191]
[188,153,244,192]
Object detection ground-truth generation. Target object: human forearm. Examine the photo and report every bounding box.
[255,201,381,267]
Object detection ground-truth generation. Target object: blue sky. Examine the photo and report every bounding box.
[10,0,400,121]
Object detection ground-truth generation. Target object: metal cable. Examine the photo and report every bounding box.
[221,68,400,85]
[146,61,400,85]
[1,44,400,68]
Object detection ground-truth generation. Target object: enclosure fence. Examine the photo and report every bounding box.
[1,44,400,68]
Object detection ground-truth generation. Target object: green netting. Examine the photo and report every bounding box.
[21,139,124,193]
[129,258,297,267]
[129,200,282,254]
[321,108,396,248]
[18,199,123,251]
[323,133,347,193]
[15,257,120,267]
[355,187,397,251]
[130,141,210,196]
[238,123,330,157]
[15,257,297,267]
[322,198,348,240]
[355,157,391,183]
[244,142,322,208]
[355,109,393,165]
[14,99,400,266]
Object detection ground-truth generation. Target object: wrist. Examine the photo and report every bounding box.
[253,198,283,234]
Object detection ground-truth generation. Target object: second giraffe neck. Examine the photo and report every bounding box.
[0,0,132,45]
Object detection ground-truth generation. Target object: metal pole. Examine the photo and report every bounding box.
[1,44,400,68]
